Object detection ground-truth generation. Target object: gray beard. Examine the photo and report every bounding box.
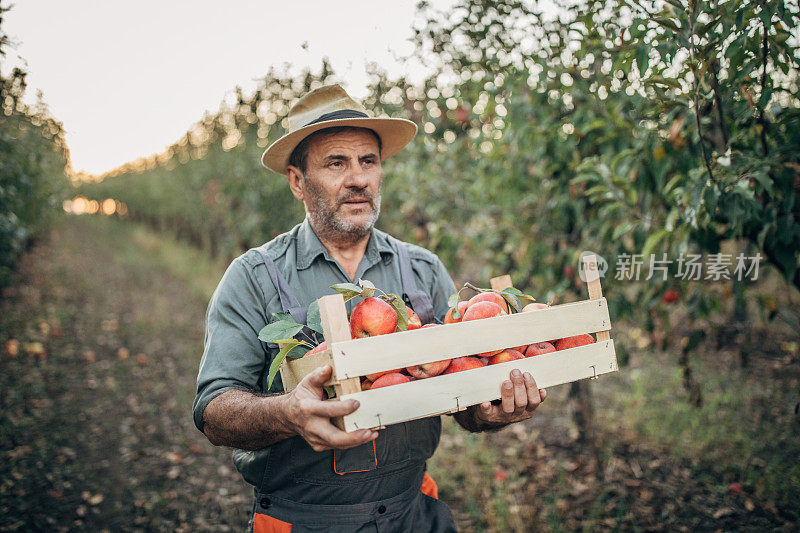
[304,190,381,244]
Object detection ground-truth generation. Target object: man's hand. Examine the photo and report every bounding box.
[454,369,546,432]
[202,365,376,451]
[285,365,378,451]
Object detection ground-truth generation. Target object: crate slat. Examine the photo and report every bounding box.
[337,339,617,431]
[330,298,611,380]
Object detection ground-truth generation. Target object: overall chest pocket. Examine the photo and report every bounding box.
[290,423,411,483]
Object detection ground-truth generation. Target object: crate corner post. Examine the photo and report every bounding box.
[580,254,611,344]
[318,293,362,430]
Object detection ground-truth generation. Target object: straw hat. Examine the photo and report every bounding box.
[261,84,417,174]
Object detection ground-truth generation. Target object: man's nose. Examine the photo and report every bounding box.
[344,162,370,189]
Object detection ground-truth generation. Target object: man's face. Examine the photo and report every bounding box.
[293,129,383,241]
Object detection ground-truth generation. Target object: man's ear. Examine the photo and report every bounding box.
[286,165,304,201]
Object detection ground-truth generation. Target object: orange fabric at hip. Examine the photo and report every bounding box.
[420,471,439,499]
[253,512,292,533]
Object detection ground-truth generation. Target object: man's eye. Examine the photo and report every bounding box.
[329,161,343,168]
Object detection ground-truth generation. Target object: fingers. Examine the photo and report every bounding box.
[500,379,515,414]
[523,372,542,412]
[302,364,333,389]
[512,370,528,409]
[307,422,377,452]
[311,398,361,418]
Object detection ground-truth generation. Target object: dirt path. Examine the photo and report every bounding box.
[1,217,250,532]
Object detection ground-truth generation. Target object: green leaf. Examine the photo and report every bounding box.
[612,222,633,240]
[647,76,681,89]
[358,278,376,298]
[499,292,521,312]
[386,294,409,331]
[653,16,680,31]
[447,292,461,309]
[636,45,650,78]
[306,300,323,334]
[499,287,523,296]
[289,345,311,359]
[497,287,534,312]
[258,318,304,343]
[267,340,300,388]
[331,282,364,302]
[642,228,670,257]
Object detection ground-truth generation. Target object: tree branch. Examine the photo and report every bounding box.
[688,8,716,183]
[709,60,728,149]
[758,14,770,157]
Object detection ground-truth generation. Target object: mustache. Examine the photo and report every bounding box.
[339,192,376,204]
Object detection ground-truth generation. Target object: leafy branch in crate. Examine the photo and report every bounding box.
[447,283,536,320]
[257,279,408,389]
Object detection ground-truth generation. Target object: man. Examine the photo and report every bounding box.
[193,84,546,532]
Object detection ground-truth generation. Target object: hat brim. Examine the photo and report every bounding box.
[261,117,417,174]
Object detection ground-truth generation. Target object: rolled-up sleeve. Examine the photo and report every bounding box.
[192,256,271,432]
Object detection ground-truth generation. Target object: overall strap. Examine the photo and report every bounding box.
[256,245,308,325]
[391,237,436,325]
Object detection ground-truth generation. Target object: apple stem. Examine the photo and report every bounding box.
[297,331,317,346]
[463,282,485,293]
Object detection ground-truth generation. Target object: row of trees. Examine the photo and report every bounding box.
[79,0,798,333]
[0,2,69,288]
[75,0,799,459]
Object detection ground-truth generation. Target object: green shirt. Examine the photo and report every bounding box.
[192,218,456,486]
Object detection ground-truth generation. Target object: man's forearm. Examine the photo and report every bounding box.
[202,389,297,450]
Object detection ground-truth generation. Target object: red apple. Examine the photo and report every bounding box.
[462,301,505,322]
[662,288,679,304]
[405,308,422,330]
[442,356,486,374]
[524,341,556,357]
[467,291,510,313]
[350,297,399,338]
[371,372,411,389]
[522,302,548,312]
[554,334,596,351]
[361,379,373,390]
[305,341,327,357]
[420,323,439,329]
[406,358,452,379]
[488,349,525,365]
[444,301,469,324]
[366,368,402,382]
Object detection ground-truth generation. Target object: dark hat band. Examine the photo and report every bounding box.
[303,109,369,127]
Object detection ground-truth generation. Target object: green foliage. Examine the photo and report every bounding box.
[0,3,69,288]
[77,0,799,335]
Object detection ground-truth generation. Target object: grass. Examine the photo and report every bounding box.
[602,341,800,516]
[90,216,228,301]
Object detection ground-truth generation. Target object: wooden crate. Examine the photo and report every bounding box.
[280,254,617,432]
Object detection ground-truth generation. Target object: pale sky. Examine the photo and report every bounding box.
[3,0,457,175]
